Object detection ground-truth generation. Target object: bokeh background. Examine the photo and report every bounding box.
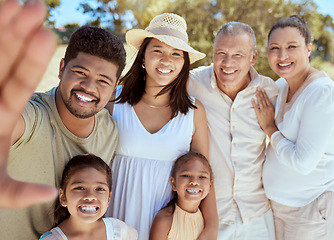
[4,0,332,91]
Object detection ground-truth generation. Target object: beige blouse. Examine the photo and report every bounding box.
[167,204,204,240]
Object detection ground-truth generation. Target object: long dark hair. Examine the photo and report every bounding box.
[115,37,196,118]
[53,154,112,226]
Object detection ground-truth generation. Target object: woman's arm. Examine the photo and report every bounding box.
[253,86,334,175]
[273,85,334,174]
[191,100,219,240]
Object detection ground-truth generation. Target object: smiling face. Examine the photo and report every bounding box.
[213,32,257,92]
[58,52,119,119]
[171,157,212,209]
[267,27,311,81]
[59,167,111,224]
[143,38,185,88]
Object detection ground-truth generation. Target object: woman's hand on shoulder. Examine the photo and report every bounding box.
[252,88,278,138]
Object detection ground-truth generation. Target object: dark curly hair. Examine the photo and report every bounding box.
[53,154,112,226]
[63,25,126,79]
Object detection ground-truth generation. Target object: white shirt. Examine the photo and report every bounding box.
[188,65,278,224]
[264,71,334,207]
[39,218,138,240]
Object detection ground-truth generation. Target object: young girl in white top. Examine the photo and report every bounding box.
[253,15,334,240]
[39,154,137,240]
[150,152,213,240]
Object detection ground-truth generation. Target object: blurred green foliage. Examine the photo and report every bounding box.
[47,0,334,79]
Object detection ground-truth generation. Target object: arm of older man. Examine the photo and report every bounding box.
[0,0,57,209]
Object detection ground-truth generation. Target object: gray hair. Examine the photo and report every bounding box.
[216,22,256,50]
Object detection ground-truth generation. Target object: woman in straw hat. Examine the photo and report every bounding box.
[106,13,218,239]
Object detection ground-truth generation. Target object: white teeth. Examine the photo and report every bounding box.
[223,69,235,74]
[80,206,97,212]
[279,63,291,67]
[76,93,93,102]
[187,189,200,194]
[158,68,171,74]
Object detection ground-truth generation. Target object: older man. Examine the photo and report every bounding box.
[188,22,278,239]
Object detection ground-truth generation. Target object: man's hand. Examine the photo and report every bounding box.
[0,0,57,209]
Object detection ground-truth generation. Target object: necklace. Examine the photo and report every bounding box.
[143,102,170,108]
[141,99,169,108]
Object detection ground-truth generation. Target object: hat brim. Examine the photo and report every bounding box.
[126,29,206,64]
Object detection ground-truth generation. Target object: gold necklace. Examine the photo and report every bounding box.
[144,102,170,108]
[141,99,169,108]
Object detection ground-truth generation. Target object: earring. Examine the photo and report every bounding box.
[142,63,145,69]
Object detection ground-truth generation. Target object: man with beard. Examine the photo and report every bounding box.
[0,1,126,239]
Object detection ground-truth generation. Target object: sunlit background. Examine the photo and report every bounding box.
[29,0,334,91]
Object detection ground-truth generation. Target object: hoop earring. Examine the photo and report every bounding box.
[142,63,145,69]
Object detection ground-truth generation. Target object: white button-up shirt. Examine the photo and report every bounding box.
[188,65,278,224]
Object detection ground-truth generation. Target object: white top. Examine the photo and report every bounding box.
[107,86,194,239]
[188,65,278,224]
[39,218,138,240]
[263,71,334,207]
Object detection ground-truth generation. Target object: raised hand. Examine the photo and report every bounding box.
[0,0,57,209]
[251,88,278,138]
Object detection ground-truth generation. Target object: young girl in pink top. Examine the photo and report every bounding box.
[150,152,213,240]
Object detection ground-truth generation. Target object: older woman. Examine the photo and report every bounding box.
[252,15,334,240]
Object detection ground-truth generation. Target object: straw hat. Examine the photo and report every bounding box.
[126,13,206,64]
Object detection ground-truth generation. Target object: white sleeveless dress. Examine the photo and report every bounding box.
[108,87,194,240]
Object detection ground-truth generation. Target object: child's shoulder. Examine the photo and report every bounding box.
[150,205,175,238]
[157,204,175,218]
[39,227,66,240]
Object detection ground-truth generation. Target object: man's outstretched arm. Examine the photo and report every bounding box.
[0,0,57,209]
